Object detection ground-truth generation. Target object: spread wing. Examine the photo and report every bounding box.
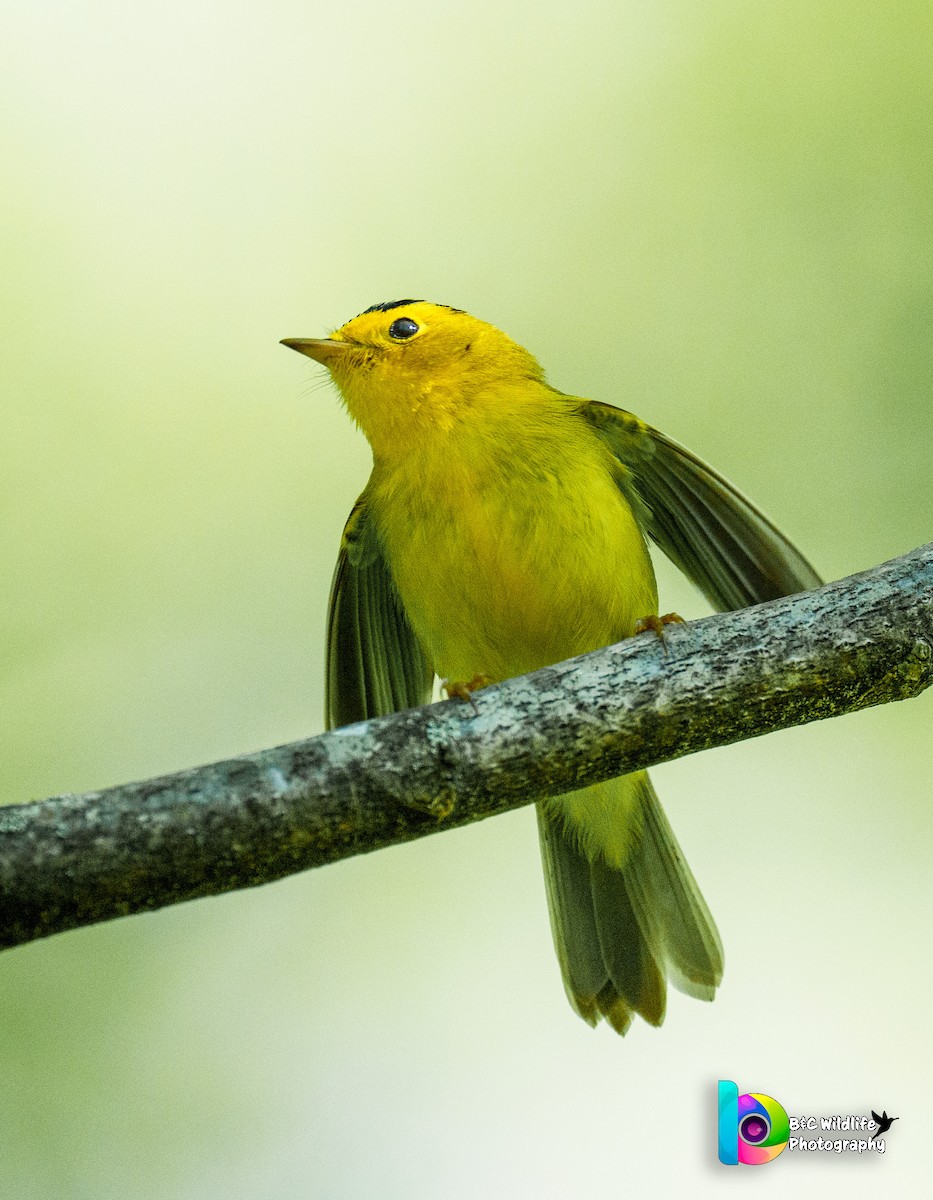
[325,494,434,729]
[581,400,822,610]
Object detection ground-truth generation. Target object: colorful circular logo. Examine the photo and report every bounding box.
[737,1092,790,1164]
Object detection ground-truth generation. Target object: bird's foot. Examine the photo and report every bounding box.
[442,674,493,713]
[634,612,684,654]
[634,611,684,636]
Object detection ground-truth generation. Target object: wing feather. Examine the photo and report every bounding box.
[325,495,434,729]
[581,401,821,610]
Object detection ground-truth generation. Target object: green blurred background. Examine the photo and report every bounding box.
[2,2,931,1196]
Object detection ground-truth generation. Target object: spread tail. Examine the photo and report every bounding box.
[537,771,723,1034]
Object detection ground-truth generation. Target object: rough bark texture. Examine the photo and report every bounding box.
[1,544,931,951]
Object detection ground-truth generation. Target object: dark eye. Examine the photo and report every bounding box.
[388,316,420,340]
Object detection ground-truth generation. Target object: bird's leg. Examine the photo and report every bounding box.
[443,674,493,713]
[634,612,684,637]
[634,612,684,654]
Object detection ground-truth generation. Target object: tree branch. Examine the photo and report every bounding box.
[2,544,931,952]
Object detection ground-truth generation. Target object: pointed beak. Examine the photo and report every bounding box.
[280,337,353,366]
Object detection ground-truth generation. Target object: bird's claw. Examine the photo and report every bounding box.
[634,612,684,655]
[442,674,493,713]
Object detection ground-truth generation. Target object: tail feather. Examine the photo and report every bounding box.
[536,804,606,1023]
[537,771,723,1032]
[623,784,723,1002]
[591,853,667,1027]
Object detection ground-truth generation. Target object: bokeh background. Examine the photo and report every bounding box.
[2,2,931,1196]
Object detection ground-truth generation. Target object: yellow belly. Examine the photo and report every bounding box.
[370,421,658,684]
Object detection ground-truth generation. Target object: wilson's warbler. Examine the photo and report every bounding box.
[283,300,820,1035]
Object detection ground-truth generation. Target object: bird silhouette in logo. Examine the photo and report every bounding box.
[870,1110,898,1140]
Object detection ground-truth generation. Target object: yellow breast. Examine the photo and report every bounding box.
[369,395,658,683]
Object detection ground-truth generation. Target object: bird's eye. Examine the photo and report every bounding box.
[388,317,420,340]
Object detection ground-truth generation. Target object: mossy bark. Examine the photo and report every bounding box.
[1,543,931,951]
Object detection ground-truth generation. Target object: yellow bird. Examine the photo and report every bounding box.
[282,300,820,1035]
